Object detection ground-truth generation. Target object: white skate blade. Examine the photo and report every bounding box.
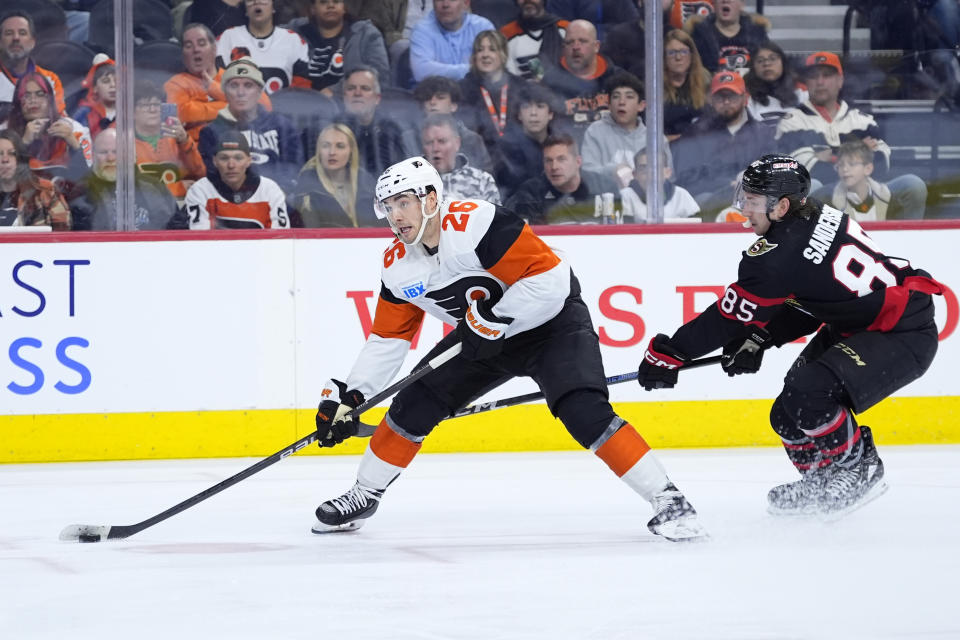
[818,480,889,523]
[311,519,366,534]
[767,502,819,517]
[650,516,710,542]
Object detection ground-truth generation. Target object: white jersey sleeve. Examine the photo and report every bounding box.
[184,178,213,230]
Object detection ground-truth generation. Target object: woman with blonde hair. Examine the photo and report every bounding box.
[294,122,380,228]
[459,30,526,146]
[663,30,711,141]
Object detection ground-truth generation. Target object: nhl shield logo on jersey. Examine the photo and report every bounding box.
[746,238,778,257]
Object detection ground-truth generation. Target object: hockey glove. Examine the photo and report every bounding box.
[456,298,513,361]
[638,334,687,391]
[316,379,365,448]
[721,328,773,376]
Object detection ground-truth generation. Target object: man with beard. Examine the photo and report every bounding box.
[0,12,65,120]
[672,71,773,221]
[166,23,272,143]
[500,0,568,80]
[70,129,178,231]
[296,0,389,93]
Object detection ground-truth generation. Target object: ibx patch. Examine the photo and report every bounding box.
[401,281,427,299]
[746,237,778,257]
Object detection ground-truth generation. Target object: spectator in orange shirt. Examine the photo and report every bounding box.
[134,80,206,199]
[0,11,66,122]
[72,54,117,139]
[164,22,271,143]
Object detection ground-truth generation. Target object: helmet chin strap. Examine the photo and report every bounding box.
[397,192,442,246]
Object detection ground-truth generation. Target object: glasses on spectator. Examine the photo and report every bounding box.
[755,55,779,65]
[21,90,47,102]
[666,49,691,59]
[136,101,163,111]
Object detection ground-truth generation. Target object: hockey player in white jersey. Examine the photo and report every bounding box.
[312,156,707,541]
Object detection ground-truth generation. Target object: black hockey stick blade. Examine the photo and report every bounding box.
[59,344,462,543]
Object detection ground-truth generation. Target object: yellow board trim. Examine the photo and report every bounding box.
[3,397,959,463]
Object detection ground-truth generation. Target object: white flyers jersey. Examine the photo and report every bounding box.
[216,26,310,94]
[184,174,289,229]
[344,199,572,397]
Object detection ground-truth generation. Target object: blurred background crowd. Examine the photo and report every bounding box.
[0,0,958,231]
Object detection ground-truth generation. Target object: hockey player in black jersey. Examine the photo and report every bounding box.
[311,156,707,541]
[637,154,945,518]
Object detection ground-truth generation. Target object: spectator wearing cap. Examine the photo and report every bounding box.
[70,129,179,231]
[72,54,116,140]
[133,80,206,200]
[581,71,673,179]
[414,75,492,173]
[684,0,768,73]
[776,51,927,219]
[673,70,774,220]
[198,57,303,195]
[409,0,495,82]
[296,0,389,93]
[181,130,291,229]
[540,19,622,135]
[166,23,272,143]
[500,0,568,80]
[216,0,312,94]
[421,113,500,203]
[0,11,66,121]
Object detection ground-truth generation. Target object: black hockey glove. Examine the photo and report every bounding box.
[456,298,513,361]
[721,328,773,376]
[638,334,687,390]
[316,379,365,448]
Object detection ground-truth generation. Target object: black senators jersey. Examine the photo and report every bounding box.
[672,204,943,358]
[344,199,572,397]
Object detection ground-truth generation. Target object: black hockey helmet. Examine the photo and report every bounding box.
[740,154,811,200]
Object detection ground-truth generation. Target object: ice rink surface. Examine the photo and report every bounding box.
[2,446,959,640]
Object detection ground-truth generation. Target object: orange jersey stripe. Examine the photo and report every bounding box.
[371,296,425,341]
[208,198,273,228]
[486,224,561,285]
[594,424,651,477]
[500,21,523,39]
[370,420,422,468]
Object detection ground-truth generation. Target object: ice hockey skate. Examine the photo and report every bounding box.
[312,481,384,534]
[647,483,708,541]
[818,426,887,521]
[767,465,835,516]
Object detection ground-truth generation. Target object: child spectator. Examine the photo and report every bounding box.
[0,129,71,230]
[414,75,492,172]
[830,139,891,222]
[495,81,557,200]
[133,80,206,200]
[293,122,380,227]
[72,54,116,140]
[617,148,699,223]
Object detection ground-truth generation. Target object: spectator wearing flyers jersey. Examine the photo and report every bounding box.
[296,0,389,94]
[684,0,768,74]
[216,0,311,93]
[500,0,568,80]
[183,130,291,229]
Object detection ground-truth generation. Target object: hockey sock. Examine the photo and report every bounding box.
[594,423,669,501]
[780,436,833,473]
[801,407,863,469]
[357,417,423,490]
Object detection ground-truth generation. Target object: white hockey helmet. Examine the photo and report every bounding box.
[373,156,444,219]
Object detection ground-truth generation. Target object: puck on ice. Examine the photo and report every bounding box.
[78,534,101,543]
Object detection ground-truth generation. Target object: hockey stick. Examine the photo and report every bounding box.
[59,343,464,543]
[449,354,724,418]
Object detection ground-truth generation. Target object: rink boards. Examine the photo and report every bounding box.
[1,224,958,462]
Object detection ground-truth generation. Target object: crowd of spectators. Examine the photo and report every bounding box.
[0,0,958,231]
